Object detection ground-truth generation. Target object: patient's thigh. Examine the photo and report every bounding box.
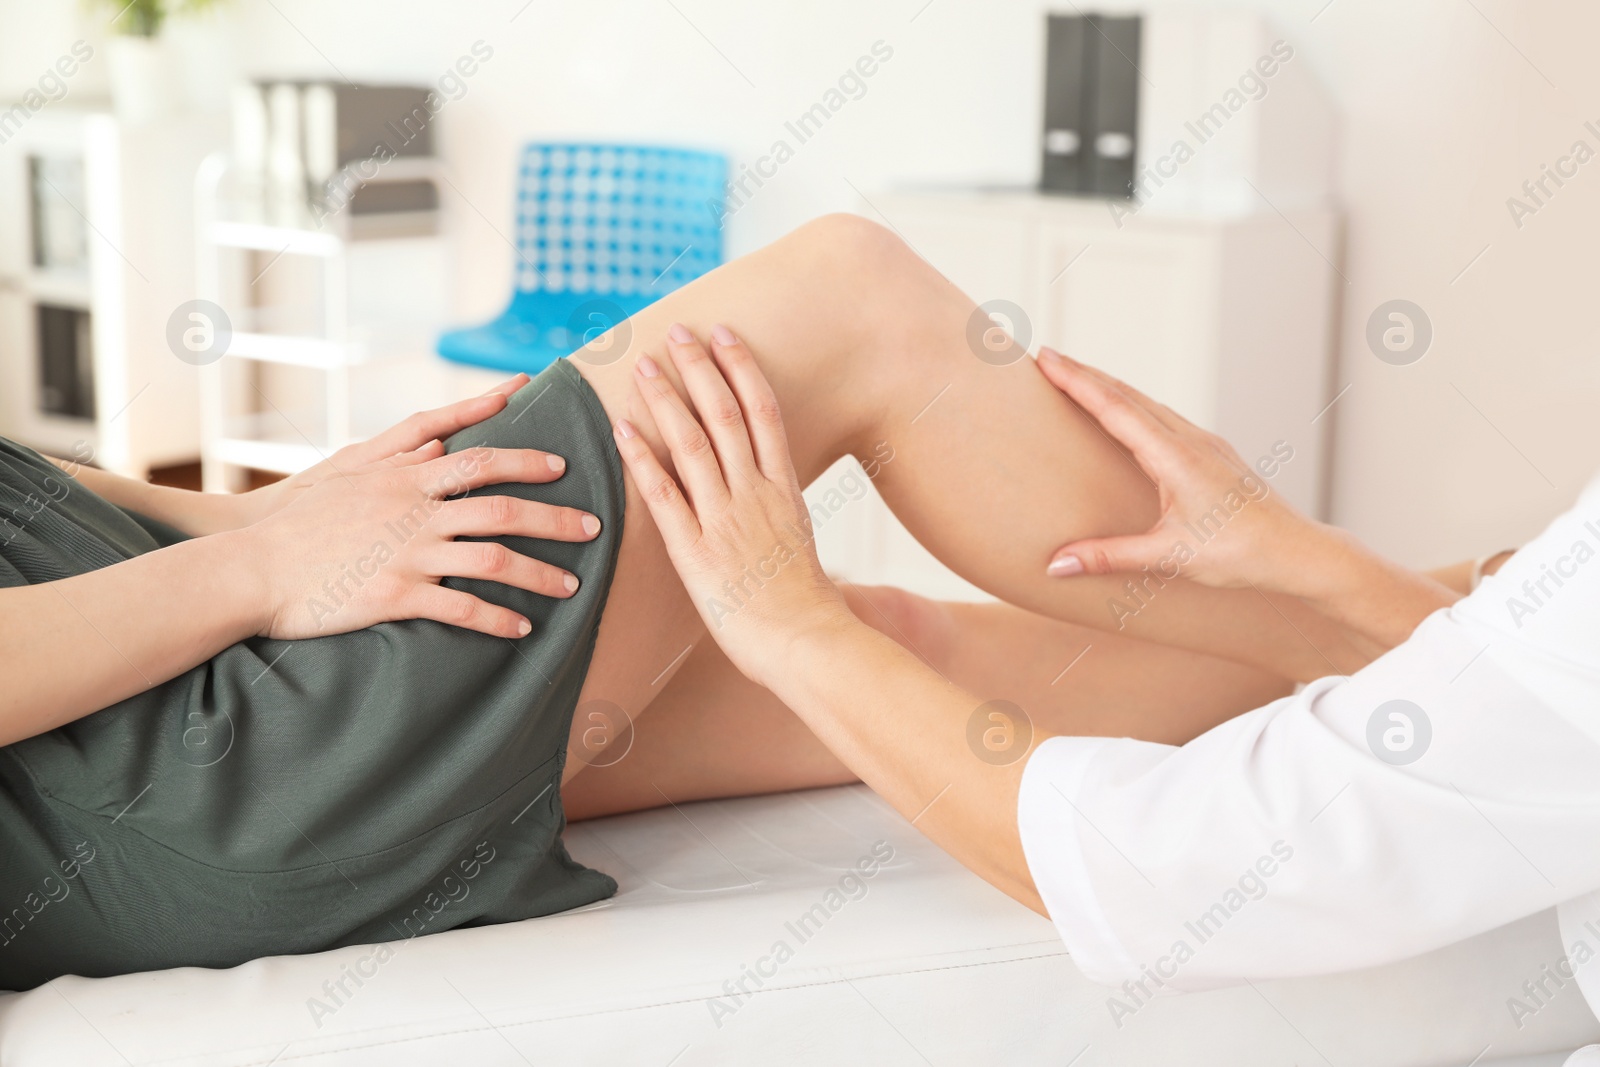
[559,463,704,784]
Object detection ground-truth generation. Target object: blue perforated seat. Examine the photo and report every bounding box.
[438,143,728,374]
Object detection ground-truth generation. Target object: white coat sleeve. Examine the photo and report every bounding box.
[1018,475,1600,993]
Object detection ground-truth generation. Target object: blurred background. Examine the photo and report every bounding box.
[1,0,1596,592]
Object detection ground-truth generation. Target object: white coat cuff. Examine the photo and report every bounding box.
[1017,734,1142,986]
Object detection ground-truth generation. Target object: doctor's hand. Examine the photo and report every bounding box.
[1036,347,1458,649]
[611,326,853,690]
[1036,347,1337,594]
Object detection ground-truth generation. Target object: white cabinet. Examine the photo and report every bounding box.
[0,108,225,476]
[810,191,1340,602]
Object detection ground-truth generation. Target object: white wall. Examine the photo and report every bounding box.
[4,0,1597,567]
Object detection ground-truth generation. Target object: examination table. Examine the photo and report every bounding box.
[0,785,1594,1065]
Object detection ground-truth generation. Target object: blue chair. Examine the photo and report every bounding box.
[437,143,728,374]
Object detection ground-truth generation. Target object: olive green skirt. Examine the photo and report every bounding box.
[0,359,622,990]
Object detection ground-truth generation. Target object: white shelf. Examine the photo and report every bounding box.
[212,435,323,475]
[208,220,342,257]
[10,411,96,460]
[215,408,342,475]
[226,331,367,368]
[25,267,92,307]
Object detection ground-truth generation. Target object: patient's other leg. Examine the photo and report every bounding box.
[562,585,1293,820]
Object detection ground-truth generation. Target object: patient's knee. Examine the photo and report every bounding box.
[777,214,942,381]
[790,213,917,283]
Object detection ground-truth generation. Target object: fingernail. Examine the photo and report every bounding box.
[547,453,566,473]
[563,573,580,593]
[616,418,637,439]
[516,618,532,636]
[668,322,694,344]
[711,323,737,346]
[581,514,601,537]
[1047,554,1084,577]
[1040,347,1063,363]
[637,355,661,379]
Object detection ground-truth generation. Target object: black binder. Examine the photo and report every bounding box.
[1086,15,1141,197]
[1040,14,1142,198]
[1041,15,1089,193]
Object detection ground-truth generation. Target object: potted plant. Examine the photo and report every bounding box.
[92,0,228,123]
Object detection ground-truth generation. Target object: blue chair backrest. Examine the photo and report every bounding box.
[512,143,727,305]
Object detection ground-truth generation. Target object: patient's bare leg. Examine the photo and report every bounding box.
[560,213,1362,783]
[563,585,1292,820]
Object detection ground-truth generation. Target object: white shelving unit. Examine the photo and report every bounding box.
[193,153,447,490]
[0,107,223,476]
